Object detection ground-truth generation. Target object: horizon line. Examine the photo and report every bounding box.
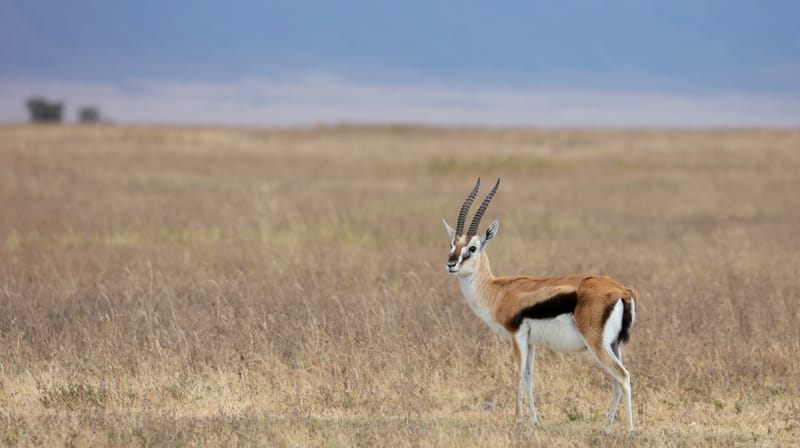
[2,74,799,128]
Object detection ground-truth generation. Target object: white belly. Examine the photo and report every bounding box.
[524,314,586,353]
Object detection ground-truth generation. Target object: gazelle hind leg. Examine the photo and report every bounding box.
[607,378,622,432]
[605,342,622,432]
[609,347,634,435]
[576,298,635,435]
[604,348,633,434]
[609,343,633,434]
[583,340,633,434]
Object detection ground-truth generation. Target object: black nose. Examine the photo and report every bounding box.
[447,254,458,267]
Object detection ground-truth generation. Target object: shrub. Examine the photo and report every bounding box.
[26,96,64,123]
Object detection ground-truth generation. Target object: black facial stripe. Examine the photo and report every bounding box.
[506,291,578,330]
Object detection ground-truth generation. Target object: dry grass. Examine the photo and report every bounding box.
[1,124,799,447]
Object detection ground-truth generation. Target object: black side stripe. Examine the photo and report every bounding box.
[506,291,578,331]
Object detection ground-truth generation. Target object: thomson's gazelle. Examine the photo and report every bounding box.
[443,178,639,434]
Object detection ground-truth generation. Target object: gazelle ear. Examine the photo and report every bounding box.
[482,220,499,246]
[442,219,456,239]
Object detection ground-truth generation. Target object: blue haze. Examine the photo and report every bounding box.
[1,1,799,125]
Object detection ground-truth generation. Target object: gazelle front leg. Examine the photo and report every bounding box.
[512,339,524,424]
[526,343,537,426]
[514,328,536,427]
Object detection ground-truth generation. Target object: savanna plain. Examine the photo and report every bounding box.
[0,125,798,447]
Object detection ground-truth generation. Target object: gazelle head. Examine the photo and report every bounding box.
[442,178,500,276]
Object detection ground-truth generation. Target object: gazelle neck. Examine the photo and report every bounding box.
[458,251,494,288]
[457,251,508,338]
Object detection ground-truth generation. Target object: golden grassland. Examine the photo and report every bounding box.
[0,125,799,447]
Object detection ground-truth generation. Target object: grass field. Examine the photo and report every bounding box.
[1,125,799,447]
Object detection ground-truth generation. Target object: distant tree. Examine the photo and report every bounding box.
[78,106,101,123]
[26,97,64,123]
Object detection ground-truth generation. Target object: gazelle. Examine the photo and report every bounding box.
[442,178,639,434]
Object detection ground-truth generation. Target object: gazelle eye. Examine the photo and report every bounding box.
[469,246,477,253]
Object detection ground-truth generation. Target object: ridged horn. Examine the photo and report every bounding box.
[467,178,500,236]
[456,178,481,236]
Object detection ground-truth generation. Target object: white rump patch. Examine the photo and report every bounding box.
[602,300,624,347]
